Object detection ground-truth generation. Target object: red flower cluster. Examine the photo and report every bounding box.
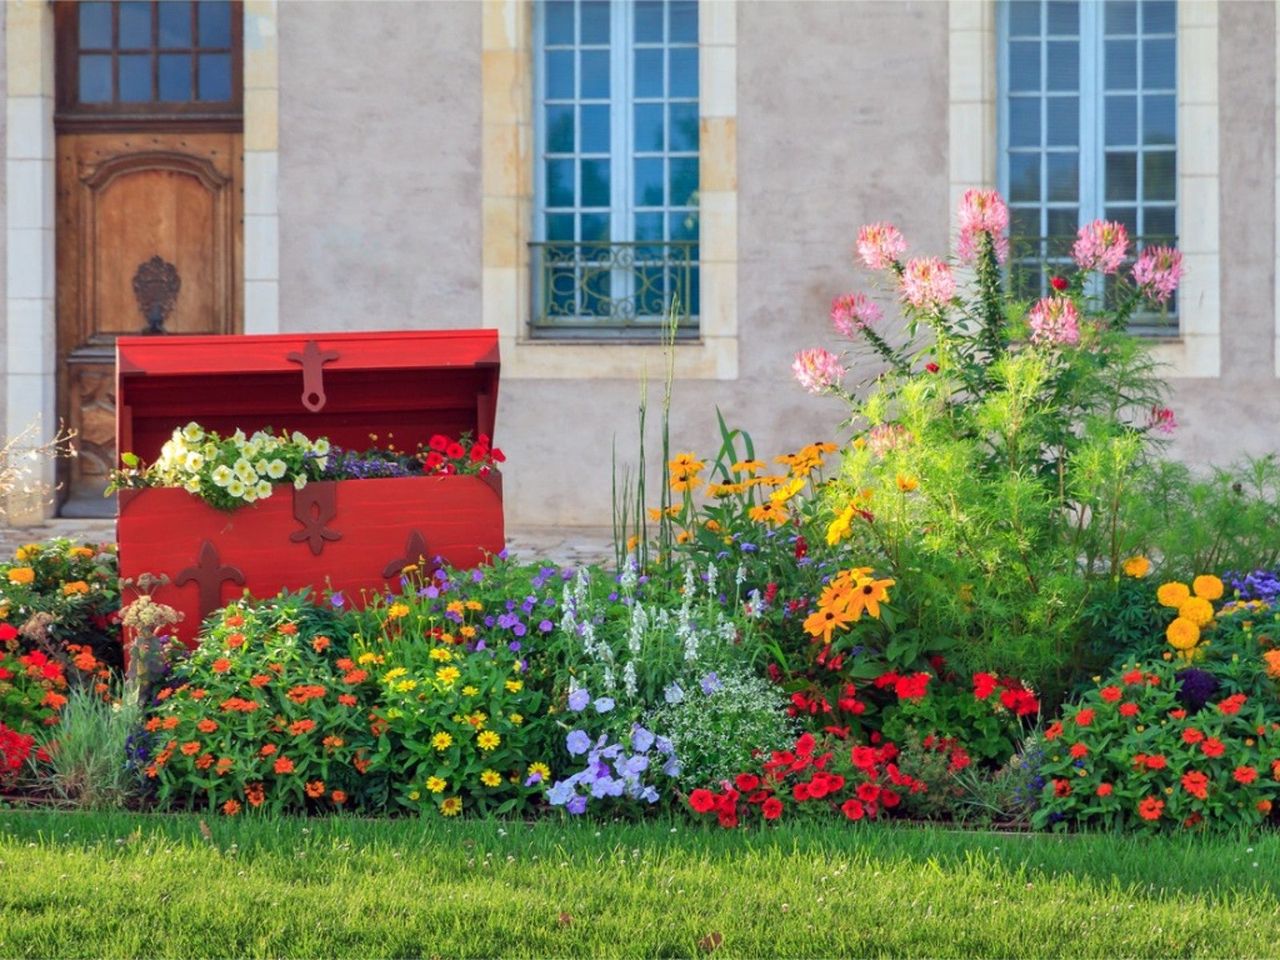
[0,722,37,779]
[971,672,1040,716]
[921,734,972,773]
[874,671,930,701]
[421,433,505,477]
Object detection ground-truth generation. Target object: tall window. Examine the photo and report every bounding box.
[1000,0,1176,324]
[55,1,242,128]
[533,0,699,338]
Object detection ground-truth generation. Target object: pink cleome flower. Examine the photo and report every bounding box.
[900,257,956,310]
[867,423,913,457]
[1027,296,1081,347]
[1072,220,1130,275]
[1148,406,1178,435]
[1132,245,1183,304]
[956,189,1010,263]
[829,293,883,337]
[792,348,846,395]
[856,223,907,271]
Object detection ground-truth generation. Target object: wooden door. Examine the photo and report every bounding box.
[54,1,243,515]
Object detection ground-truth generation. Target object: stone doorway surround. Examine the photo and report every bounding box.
[3,0,281,525]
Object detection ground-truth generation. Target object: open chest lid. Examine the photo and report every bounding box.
[116,329,500,465]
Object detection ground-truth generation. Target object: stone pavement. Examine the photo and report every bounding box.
[0,518,616,567]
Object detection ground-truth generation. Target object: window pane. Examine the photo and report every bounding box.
[79,55,113,102]
[79,2,113,48]
[1008,0,1040,36]
[1105,95,1137,146]
[580,0,610,43]
[1105,206,1137,236]
[1046,40,1078,91]
[634,103,664,151]
[546,213,575,241]
[1009,41,1040,92]
[160,53,192,101]
[669,47,697,98]
[546,159,574,207]
[1144,206,1175,239]
[580,104,610,152]
[119,54,153,102]
[635,158,665,206]
[1047,152,1078,201]
[546,50,574,99]
[1010,207,1040,238]
[1046,97,1078,145]
[669,157,698,207]
[635,48,664,97]
[197,53,231,100]
[1047,1,1078,35]
[1144,38,1175,89]
[159,3,193,47]
[580,50,610,98]
[119,2,152,48]
[546,1,574,44]
[1009,99,1041,147]
[1143,94,1175,145]
[1009,154,1040,202]
[669,102,698,151]
[635,1,664,42]
[546,104,575,152]
[670,1,697,42]
[1144,1,1176,34]
[671,210,698,241]
[1106,1,1137,34]
[1047,207,1078,238]
[580,212,610,242]
[1105,152,1137,200]
[1105,40,1136,89]
[580,158,610,206]
[197,1,232,46]
[1143,151,1176,201]
[635,212,664,241]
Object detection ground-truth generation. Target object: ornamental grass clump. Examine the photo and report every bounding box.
[792,188,1280,703]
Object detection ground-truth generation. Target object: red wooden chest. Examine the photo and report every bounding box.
[115,330,503,646]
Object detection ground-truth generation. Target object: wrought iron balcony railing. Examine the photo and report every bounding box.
[1007,233,1178,335]
[529,240,699,339]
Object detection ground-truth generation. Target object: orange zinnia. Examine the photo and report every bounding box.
[331,790,348,805]
[222,799,241,816]
[197,719,218,733]
[245,782,266,807]
[1137,796,1164,821]
[180,741,201,756]
[274,756,295,775]
[289,719,317,736]
[211,658,232,673]
[305,779,326,798]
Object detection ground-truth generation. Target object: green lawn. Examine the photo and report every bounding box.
[0,811,1278,958]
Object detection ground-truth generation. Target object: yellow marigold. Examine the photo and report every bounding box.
[62,580,90,596]
[70,546,95,559]
[895,473,918,493]
[1192,575,1224,601]
[509,713,524,725]
[1122,555,1151,578]
[477,730,501,751]
[7,567,34,586]
[387,603,410,620]
[1166,617,1201,651]
[1156,581,1191,608]
[440,797,462,817]
[466,600,483,611]
[1178,596,1215,628]
[505,679,523,693]
[480,769,502,787]
[426,776,447,793]
[431,732,454,751]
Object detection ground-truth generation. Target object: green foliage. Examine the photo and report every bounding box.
[36,687,142,810]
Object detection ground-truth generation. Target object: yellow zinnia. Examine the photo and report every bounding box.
[429,647,453,662]
[1122,555,1151,578]
[435,666,461,685]
[1166,617,1201,651]
[1192,575,1224,601]
[1156,581,1190,608]
[477,730,501,751]
[1178,596,1214,628]
[440,797,462,816]
[480,769,502,787]
[426,776,447,793]
[528,762,551,782]
[387,603,410,620]
[431,732,454,751]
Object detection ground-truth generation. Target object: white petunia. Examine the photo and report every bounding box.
[293,474,308,491]
[254,459,269,476]
[183,477,201,493]
[184,452,204,472]
[211,465,234,487]
[227,479,246,498]
[291,431,309,446]
[266,459,287,480]
[255,480,272,499]
[182,422,204,442]
[311,437,331,457]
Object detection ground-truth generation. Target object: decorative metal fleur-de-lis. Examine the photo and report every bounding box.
[382,529,430,579]
[132,255,180,335]
[176,540,245,620]
[285,340,340,412]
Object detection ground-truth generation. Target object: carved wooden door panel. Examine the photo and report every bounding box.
[54,1,243,515]
[56,132,242,511]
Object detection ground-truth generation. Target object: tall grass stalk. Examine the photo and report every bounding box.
[37,687,142,810]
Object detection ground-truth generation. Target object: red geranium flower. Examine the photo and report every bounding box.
[972,673,998,699]
[856,782,881,804]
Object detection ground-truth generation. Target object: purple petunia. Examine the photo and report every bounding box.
[566,729,591,755]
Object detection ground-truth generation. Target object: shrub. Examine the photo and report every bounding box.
[0,624,68,733]
[644,667,794,790]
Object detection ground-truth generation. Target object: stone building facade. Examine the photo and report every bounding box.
[0,0,1276,528]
